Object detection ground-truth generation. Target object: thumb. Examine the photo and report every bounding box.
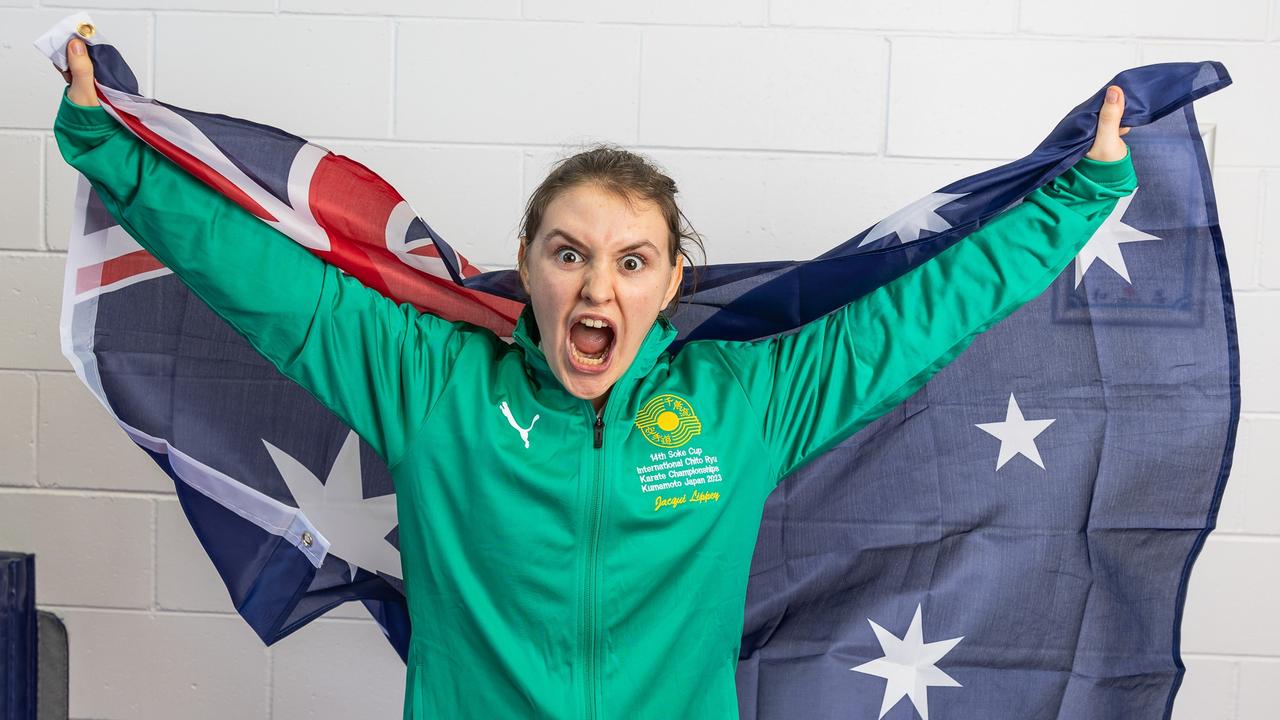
[1086,85,1127,162]
[66,39,99,107]
[1098,85,1124,130]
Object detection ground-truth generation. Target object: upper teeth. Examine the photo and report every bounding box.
[579,318,608,328]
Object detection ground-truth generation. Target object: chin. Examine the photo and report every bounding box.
[558,371,617,403]
[555,331,633,402]
[550,349,630,407]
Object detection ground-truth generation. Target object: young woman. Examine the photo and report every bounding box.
[54,37,1134,719]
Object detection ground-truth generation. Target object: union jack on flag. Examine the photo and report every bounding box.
[37,14,1238,719]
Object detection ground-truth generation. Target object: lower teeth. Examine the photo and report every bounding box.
[571,344,607,366]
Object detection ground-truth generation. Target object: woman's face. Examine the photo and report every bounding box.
[519,183,683,410]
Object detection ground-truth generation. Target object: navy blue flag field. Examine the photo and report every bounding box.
[38,14,1237,719]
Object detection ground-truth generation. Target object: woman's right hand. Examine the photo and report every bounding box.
[1085,85,1128,162]
[58,38,99,107]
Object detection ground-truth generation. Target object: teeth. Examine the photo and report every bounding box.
[570,343,607,366]
[569,317,612,368]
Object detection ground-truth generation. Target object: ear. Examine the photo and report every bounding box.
[517,237,530,294]
[663,259,684,309]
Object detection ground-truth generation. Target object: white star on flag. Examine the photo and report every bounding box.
[851,604,964,720]
[975,393,1057,470]
[859,192,967,247]
[1074,190,1160,287]
[264,430,402,580]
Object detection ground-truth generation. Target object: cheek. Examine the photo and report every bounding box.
[527,274,575,332]
[617,280,669,332]
[641,268,678,306]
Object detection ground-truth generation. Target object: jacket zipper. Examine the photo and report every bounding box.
[584,406,605,720]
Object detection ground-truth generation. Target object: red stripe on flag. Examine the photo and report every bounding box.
[407,244,441,259]
[100,91,278,223]
[306,154,523,334]
[319,235,522,336]
[75,249,164,295]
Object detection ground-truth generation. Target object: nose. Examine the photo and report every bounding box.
[580,263,615,306]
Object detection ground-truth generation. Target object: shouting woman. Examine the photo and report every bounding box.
[53,36,1134,719]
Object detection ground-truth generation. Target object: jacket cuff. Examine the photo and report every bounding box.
[55,89,114,131]
[1072,146,1135,188]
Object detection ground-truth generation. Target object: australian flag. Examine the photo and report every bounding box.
[36,13,1237,720]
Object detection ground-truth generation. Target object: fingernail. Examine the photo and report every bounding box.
[70,40,84,56]
[1106,86,1119,104]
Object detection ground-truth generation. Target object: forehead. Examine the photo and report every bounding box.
[541,183,667,250]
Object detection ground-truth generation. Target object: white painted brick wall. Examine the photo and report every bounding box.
[1262,168,1280,288]
[0,135,42,251]
[0,255,68,370]
[0,493,154,609]
[0,9,153,129]
[1140,42,1280,167]
[1021,0,1273,41]
[37,372,171,492]
[1212,167,1263,290]
[0,2,1275,718]
[157,14,395,138]
[395,20,642,145]
[888,36,1138,159]
[525,0,766,26]
[57,609,270,719]
[0,373,37,487]
[769,0,1018,33]
[640,27,886,153]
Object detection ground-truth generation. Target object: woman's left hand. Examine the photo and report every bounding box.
[1086,84,1130,162]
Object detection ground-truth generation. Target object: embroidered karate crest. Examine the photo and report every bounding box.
[635,394,702,448]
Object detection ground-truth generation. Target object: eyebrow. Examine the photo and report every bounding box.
[543,228,660,254]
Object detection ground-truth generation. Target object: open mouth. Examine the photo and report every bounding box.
[567,316,616,372]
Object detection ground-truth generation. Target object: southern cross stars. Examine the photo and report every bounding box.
[264,430,402,580]
[851,604,964,720]
[975,393,1057,471]
[1074,190,1160,288]
[860,192,967,247]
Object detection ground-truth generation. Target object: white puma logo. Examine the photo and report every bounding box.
[499,401,540,449]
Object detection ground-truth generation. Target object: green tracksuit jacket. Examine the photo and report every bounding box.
[55,94,1136,719]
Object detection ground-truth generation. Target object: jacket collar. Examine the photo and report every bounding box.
[510,305,678,398]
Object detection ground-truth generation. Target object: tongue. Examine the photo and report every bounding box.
[570,323,613,356]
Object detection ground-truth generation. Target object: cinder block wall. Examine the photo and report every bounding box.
[1,2,1276,718]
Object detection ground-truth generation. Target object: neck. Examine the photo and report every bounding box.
[591,391,610,415]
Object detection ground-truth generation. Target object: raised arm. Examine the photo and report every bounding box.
[709,87,1137,481]
[53,39,484,467]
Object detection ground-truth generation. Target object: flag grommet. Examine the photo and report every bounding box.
[301,531,313,547]
[75,22,95,39]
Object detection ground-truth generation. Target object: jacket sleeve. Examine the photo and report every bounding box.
[54,94,482,468]
[710,150,1138,481]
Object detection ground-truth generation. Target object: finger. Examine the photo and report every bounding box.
[65,38,99,107]
[1086,85,1128,161]
[1119,127,1131,137]
[1097,85,1125,141]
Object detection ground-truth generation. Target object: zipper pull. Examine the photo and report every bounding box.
[593,412,604,449]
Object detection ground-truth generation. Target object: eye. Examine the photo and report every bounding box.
[619,254,646,272]
[555,247,583,265]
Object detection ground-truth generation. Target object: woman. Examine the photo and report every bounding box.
[54,37,1134,719]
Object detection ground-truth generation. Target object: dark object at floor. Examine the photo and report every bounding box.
[1,552,36,720]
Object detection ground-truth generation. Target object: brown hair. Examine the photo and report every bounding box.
[517,143,704,312]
